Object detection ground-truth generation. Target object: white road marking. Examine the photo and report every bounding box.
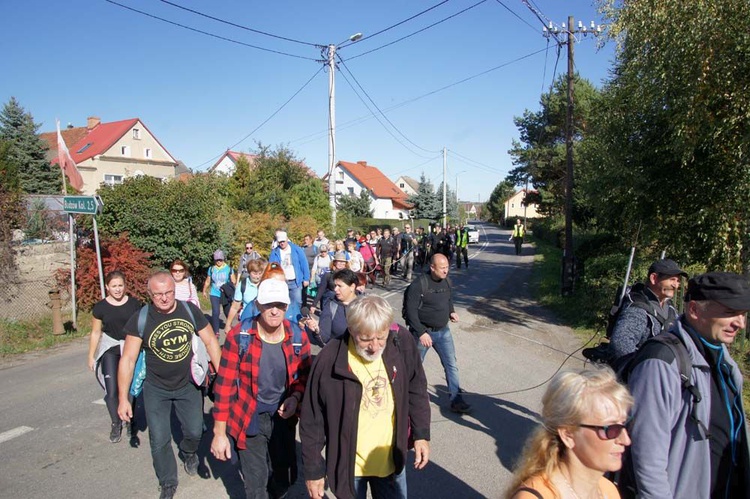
[0,426,34,444]
[93,398,106,405]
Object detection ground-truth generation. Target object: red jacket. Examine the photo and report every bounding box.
[212,319,311,449]
[300,325,431,498]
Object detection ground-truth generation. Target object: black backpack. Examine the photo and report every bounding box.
[401,273,451,324]
[583,283,675,368]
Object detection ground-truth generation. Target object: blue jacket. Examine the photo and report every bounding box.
[269,241,310,287]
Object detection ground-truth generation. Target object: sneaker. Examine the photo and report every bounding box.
[450,397,472,414]
[159,484,177,499]
[109,421,122,443]
[183,452,199,476]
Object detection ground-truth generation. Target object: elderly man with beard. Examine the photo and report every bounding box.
[300,295,431,499]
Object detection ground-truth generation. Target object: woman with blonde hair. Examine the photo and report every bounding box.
[507,367,633,499]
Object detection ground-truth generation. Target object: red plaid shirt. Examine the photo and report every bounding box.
[212,319,311,449]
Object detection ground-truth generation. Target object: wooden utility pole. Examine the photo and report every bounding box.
[561,15,576,295]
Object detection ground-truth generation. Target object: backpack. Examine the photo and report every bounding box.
[237,317,304,360]
[129,301,209,397]
[401,273,452,323]
[582,283,675,368]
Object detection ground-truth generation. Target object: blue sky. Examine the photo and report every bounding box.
[1,0,614,203]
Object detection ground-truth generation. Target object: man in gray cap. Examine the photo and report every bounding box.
[620,271,750,499]
[609,259,688,363]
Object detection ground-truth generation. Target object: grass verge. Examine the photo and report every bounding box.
[0,311,92,356]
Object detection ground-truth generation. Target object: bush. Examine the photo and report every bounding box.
[55,233,153,311]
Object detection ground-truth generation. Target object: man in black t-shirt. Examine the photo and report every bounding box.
[118,271,221,499]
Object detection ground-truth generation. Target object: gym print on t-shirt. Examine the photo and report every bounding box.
[148,318,193,363]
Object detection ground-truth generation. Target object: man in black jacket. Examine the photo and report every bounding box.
[404,253,471,414]
[300,295,430,499]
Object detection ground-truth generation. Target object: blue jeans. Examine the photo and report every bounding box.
[353,467,407,499]
[287,280,302,312]
[142,381,204,487]
[417,325,461,401]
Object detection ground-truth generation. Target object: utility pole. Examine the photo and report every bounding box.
[442,147,447,227]
[544,17,601,296]
[327,44,337,229]
[326,33,363,231]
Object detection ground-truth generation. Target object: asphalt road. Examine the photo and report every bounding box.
[0,223,586,498]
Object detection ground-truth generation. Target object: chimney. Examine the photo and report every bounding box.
[66,122,74,129]
[87,116,101,130]
[357,161,367,166]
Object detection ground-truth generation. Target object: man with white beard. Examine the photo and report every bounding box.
[300,295,431,499]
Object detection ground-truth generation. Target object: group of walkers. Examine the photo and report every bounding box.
[86,223,748,499]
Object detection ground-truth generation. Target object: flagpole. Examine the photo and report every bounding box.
[57,119,77,329]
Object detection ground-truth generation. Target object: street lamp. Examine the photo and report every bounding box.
[327,32,363,229]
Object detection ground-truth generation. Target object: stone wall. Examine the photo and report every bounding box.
[1,242,70,321]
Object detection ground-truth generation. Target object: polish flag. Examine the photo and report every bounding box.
[56,119,84,191]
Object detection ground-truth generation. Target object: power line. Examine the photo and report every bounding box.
[493,0,539,32]
[448,149,503,174]
[337,56,441,155]
[345,0,489,61]
[104,0,318,61]
[158,0,322,47]
[290,46,550,147]
[520,0,550,29]
[194,66,324,169]
[338,0,452,49]
[335,62,435,159]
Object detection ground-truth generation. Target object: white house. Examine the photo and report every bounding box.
[394,175,419,196]
[504,189,541,220]
[326,160,412,220]
[209,151,257,175]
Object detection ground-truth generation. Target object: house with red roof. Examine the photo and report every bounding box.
[504,188,541,220]
[209,150,258,175]
[327,160,412,220]
[40,116,178,195]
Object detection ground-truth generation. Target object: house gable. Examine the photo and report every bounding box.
[334,160,412,219]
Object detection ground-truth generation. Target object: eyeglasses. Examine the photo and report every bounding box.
[170,268,185,273]
[150,290,175,299]
[578,422,629,440]
[246,246,253,250]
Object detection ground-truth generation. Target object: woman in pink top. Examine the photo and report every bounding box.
[170,259,200,308]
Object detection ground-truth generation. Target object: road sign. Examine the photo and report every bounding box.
[63,196,102,215]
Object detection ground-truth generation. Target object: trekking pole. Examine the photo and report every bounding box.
[617,222,641,306]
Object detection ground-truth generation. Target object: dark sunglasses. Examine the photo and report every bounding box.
[578,422,629,440]
[246,246,253,249]
[171,268,185,273]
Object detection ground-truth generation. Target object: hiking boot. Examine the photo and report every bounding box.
[109,421,122,443]
[159,484,177,499]
[183,452,199,476]
[450,396,472,414]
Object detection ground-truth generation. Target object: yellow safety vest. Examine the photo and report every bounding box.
[513,224,525,238]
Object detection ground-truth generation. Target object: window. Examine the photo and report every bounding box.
[77,143,92,154]
[337,171,344,181]
[511,203,514,208]
[144,148,152,159]
[121,145,130,157]
[104,174,123,186]
[399,183,405,188]
[348,187,354,195]
[132,128,141,140]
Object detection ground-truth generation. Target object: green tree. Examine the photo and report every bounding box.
[588,0,750,271]
[508,74,600,218]
[287,178,331,229]
[486,180,516,223]
[407,173,441,220]
[228,155,253,211]
[244,144,315,218]
[337,190,373,218]
[436,182,458,223]
[96,174,231,270]
[0,140,24,298]
[0,97,60,194]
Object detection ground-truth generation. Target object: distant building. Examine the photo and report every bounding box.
[504,189,540,220]
[394,175,419,196]
[41,116,177,195]
[209,150,257,175]
[325,160,412,219]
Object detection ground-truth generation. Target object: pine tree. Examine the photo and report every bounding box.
[0,97,60,194]
[407,173,441,220]
[436,181,458,222]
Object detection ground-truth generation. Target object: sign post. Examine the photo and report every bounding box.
[64,196,106,301]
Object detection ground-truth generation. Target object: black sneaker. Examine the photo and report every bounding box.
[450,397,472,414]
[159,484,177,499]
[183,452,199,476]
[109,421,122,443]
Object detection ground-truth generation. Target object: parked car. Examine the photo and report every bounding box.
[466,224,479,243]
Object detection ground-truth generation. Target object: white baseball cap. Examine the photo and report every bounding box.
[256,279,291,305]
